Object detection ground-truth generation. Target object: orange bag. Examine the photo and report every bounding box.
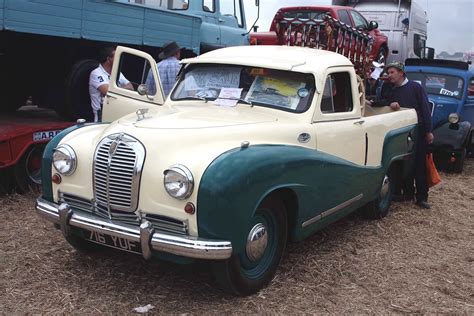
[426,153,441,188]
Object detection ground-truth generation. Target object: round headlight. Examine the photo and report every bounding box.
[53,145,77,176]
[163,165,194,200]
[448,113,460,124]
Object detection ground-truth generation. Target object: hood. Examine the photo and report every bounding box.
[116,105,278,129]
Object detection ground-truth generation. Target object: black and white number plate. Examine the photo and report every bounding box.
[33,130,62,141]
[85,230,142,254]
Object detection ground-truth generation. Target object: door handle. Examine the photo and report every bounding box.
[353,120,365,125]
[106,94,117,100]
[218,18,224,22]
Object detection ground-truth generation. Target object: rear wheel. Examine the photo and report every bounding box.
[211,195,287,296]
[362,167,394,219]
[14,144,45,193]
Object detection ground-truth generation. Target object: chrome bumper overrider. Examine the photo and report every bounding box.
[35,197,232,260]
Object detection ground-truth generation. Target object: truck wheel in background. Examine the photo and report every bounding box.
[362,166,395,219]
[212,195,287,296]
[64,59,98,121]
[14,144,45,193]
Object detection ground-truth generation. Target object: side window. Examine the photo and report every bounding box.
[337,10,352,26]
[321,72,353,113]
[203,0,215,12]
[116,53,156,96]
[413,34,426,58]
[220,0,243,27]
[349,10,368,29]
[127,0,188,10]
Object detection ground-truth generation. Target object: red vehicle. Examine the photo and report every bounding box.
[250,5,388,64]
[0,107,74,193]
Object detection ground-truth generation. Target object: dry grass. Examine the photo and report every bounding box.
[1,161,473,313]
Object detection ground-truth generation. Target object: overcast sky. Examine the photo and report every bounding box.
[244,0,474,54]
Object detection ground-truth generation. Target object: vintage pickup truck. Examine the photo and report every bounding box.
[36,45,418,295]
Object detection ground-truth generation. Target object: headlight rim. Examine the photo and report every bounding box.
[52,144,77,176]
[163,164,194,200]
[448,113,460,124]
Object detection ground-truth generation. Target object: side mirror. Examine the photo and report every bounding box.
[368,21,378,31]
[253,25,259,32]
[422,47,435,59]
[255,0,259,6]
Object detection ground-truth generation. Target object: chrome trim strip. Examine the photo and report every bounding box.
[302,193,364,228]
[36,198,232,260]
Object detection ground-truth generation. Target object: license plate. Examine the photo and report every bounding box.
[85,229,141,254]
[33,130,62,141]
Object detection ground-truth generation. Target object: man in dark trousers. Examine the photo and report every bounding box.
[384,62,434,209]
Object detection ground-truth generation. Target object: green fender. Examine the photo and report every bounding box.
[41,123,103,202]
[197,124,416,254]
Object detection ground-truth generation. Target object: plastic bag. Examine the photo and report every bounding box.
[426,153,441,188]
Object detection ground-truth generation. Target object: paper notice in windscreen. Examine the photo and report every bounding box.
[214,88,243,107]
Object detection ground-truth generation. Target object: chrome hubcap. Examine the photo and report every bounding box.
[380,175,390,199]
[246,223,268,262]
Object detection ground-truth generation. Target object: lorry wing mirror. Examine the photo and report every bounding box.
[368,21,378,31]
[422,47,435,59]
[255,0,259,6]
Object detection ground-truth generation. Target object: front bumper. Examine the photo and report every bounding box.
[36,197,232,260]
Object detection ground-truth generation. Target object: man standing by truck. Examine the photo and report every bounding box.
[385,62,434,209]
[89,46,133,122]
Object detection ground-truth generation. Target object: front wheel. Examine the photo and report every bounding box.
[211,195,287,296]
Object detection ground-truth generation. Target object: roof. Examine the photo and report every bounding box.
[181,45,354,74]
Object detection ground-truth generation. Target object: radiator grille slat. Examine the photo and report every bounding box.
[93,133,144,213]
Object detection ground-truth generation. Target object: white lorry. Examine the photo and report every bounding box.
[333,0,431,63]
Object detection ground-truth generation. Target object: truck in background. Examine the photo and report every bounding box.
[0,0,256,120]
[333,0,432,63]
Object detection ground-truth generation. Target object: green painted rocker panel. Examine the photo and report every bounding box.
[197,124,417,254]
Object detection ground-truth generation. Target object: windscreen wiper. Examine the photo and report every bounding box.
[177,96,209,102]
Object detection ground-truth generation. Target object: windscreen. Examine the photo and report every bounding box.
[171,64,316,113]
[406,72,464,99]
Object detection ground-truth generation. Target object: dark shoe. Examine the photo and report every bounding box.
[416,200,431,209]
[393,194,414,202]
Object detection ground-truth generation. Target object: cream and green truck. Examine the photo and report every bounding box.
[36,45,418,295]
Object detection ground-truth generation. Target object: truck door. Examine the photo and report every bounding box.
[103,46,165,122]
[217,0,248,47]
[200,0,222,51]
[313,70,367,166]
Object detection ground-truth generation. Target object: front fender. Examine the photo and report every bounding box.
[433,121,471,150]
[41,123,105,202]
[196,145,384,253]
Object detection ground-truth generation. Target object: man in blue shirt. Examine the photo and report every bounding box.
[146,41,181,97]
[385,62,434,209]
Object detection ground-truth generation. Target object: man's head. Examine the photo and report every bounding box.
[99,46,116,66]
[159,41,181,60]
[386,62,405,85]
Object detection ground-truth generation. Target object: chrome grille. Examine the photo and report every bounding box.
[59,193,188,235]
[93,133,145,214]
